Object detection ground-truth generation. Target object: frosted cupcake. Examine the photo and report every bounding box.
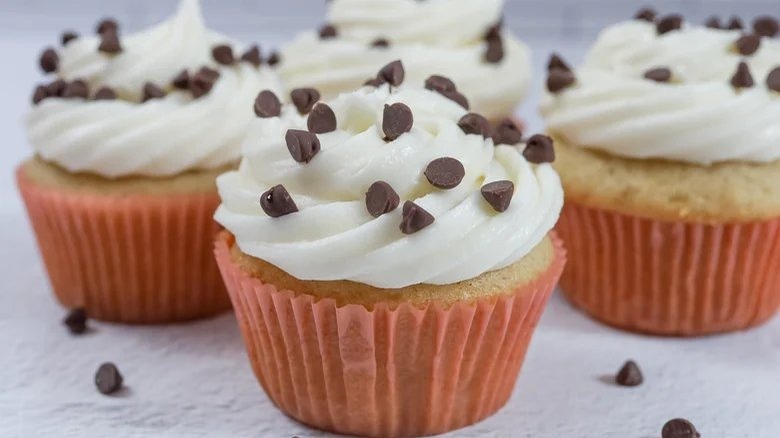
[17,0,282,323]
[214,62,564,437]
[278,0,531,122]
[541,9,780,335]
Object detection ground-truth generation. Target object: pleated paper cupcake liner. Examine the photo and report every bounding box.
[215,232,566,438]
[17,166,231,323]
[556,201,780,336]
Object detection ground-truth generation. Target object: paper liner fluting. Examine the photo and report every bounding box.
[215,232,565,438]
[17,166,230,323]
[556,201,780,336]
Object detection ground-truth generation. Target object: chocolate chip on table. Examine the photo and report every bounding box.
[382,103,413,141]
[96,18,118,35]
[547,53,571,72]
[425,157,465,189]
[492,118,523,145]
[98,30,122,54]
[753,16,779,37]
[291,88,321,114]
[307,103,337,134]
[212,44,235,65]
[523,134,555,164]
[241,45,262,67]
[142,82,165,102]
[425,75,456,93]
[481,180,515,212]
[260,185,298,217]
[319,24,338,39]
[378,60,405,87]
[93,86,117,101]
[735,34,761,56]
[365,181,400,218]
[254,90,281,118]
[39,48,59,73]
[484,34,504,63]
[371,38,390,48]
[266,51,281,66]
[285,129,321,163]
[63,308,88,334]
[46,79,67,97]
[458,113,491,138]
[634,7,657,22]
[95,363,123,395]
[656,14,683,35]
[547,69,575,93]
[644,67,672,82]
[400,201,434,234]
[61,31,79,46]
[730,61,754,88]
[767,67,780,93]
[661,418,701,438]
[190,67,220,98]
[726,16,743,30]
[705,16,722,29]
[615,360,643,386]
[62,80,89,99]
[32,86,48,104]
[172,69,190,89]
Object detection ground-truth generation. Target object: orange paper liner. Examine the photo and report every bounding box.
[215,232,565,438]
[556,201,780,336]
[16,166,231,323]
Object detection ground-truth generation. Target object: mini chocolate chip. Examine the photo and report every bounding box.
[254,90,281,118]
[730,61,754,88]
[62,80,89,99]
[753,16,779,37]
[735,34,761,55]
[61,31,79,45]
[172,69,190,89]
[142,82,165,102]
[285,129,321,163]
[63,308,88,334]
[485,21,503,40]
[212,44,235,65]
[363,77,385,87]
[190,67,220,98]
[95,363,123,395]
[656,14,683,35]
[307,103,337,134]
[662,419,701,438]
[615,360,643,387]
[241,45,262,67]
[98,30,122,54]
[484,35,504,63]
[547,53,571,72]
[634,7,656,22]
[481,180,514,212]
[767,67,780,92]
[424,75,456,93]
[365,181,400,218]
[547,69,576,93]
[523,134,555,164]
[727,16,743,30]
[266,51,281,66]
[400,201,434,234]
[705,16,722,29]
[371,38,390,48]
[492,118,523,145]
[291,88,321,114]
[382,103,413,141]
[458,113,491,138]
[319,24,338,39]
[378,60,405,87]
[46,79,67,97]
[39,48,59,73]
[96,18,118,35]
[93,87,117,100]
[644,67,672,82]
[425,157,465,190]
[440,90,469,109]
[260,185,298,217]
[32,85,48,104]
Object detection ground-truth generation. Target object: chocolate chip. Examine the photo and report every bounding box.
[307,103,337,134]
[382,103,413,141]
[212,44,235,65]
[291,88,320,114]
[365,181,400,218]
[425,75,456,93]
[95,363,123,395]
[425,157,465,190]
[378,60,405,86]
[142,82,165,102]
[93,87,117,101]
[547,69,576,93]
[523,134,555,164]
[63,308,88,334]
[440,90,469,109]
[266,51,281,66]
[96,18,118,35]
[61,31,78,46]
[656,14,683,35]
[254,90,281,118]
[400,201,434,234]
[458,113,491,138]
[62,80,89,99]
[285,129,321,163]
[644,67,672,82]
[634,7,656,22]
[767,67,780,93]
[39,48,59,73]
[172,69,190,89]
[319,24,338,39]
[481,180,514,212]
[662,419,701,438]
[98,30,122,54]
[730,61,754,88]
[371,38,390,48]
[615,360,643,387]
[363,77,385,87]
[485,21,503,40]
[46,79,67,97]
[492,118,523,145]
[260,185,298,217]
[32,85,48,104]
[547,53,571,72]
[727,16,743,30]
[753,16,779,37]
[484,35,504,63]
[735,34,761,55]
[190,67,220,98]
[241,45,262,67]
[705,16,722,29]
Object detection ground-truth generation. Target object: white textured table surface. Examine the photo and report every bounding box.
[2,29,780,438]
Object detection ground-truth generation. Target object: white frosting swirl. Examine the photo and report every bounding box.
[215,86,562,289]
[279,0,531,121]
[541,20,780,165]
[26,0,282,178]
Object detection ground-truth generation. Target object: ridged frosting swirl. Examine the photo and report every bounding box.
[541,19,780,165]
[215,86,562,289]
[26,0,282,178]
[279,0,531,121]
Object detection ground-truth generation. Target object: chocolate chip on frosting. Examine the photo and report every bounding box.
[39,48,59,73]
[735,34,761,55]
[458,113,491,138]
[371,38,390,48]
[753,16,779,37]
[661,419,701,438]
[378,60,405,87]
[291,88,321,114]
[634,7,657,22]
[254,90,281,118]
[172,69,190,89]
[644,67,672,82]
[363,77,385,87]
[189,67,220,98]
[142,82,165,102]
[766,67,780,93]
[96,18,118,35]
[492,118,523,145]
[62,80,89,99]
[400,201,434,235]
[523,134,555,164]
[365,181,400,218]
[212,45,235,65]
[656,14,683,35]
[615,360,644,387]
[484,34,504,63]
[260,185,298,218]
[62,31,79,46]
[32,86,48,105]
[730,61,754,88]
[547,53,571,73]
[727,16,744,30]
[93,86,117,101]
[481,180,514,212]
[382,103,413,141]
[425,157,465,190]
[307,103,337,134]
[319,24,338,39]
[266,51,281,66]
[424,75,469,109]
[46,79,67,97]
[705,16,722,29]
[547,69,576,93]
[98,30,122,54]
[241,45,262,67]
[285,129,321,163]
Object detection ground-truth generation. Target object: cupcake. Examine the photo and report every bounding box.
[17,0,282,323]
[214,62,564,437]
[541,9,780,335]
[278,0,531,123]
